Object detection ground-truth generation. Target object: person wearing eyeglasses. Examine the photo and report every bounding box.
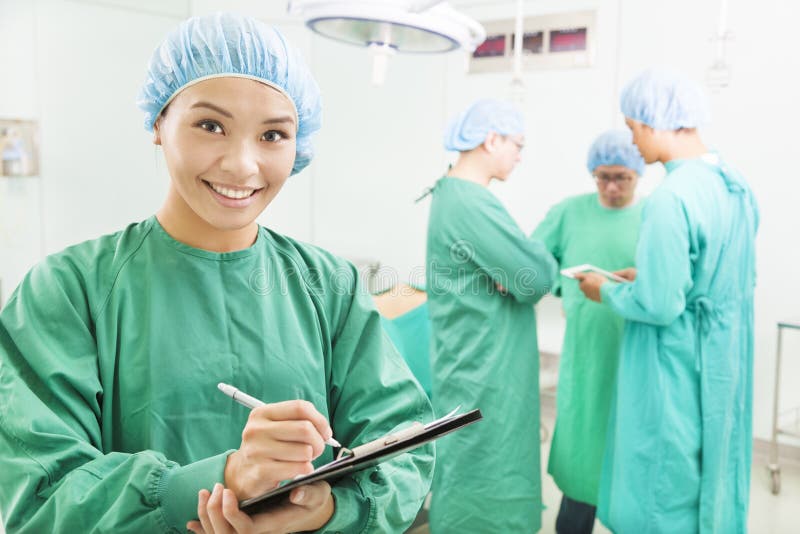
[425,98,557,533]
[575,69,758,534]
[531,129,644,534]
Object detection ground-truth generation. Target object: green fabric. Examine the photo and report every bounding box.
[380,303,432,398]
[425,177,557,533]
[597,157,758,533]
[0,216,434,533]
[532,193,642,505]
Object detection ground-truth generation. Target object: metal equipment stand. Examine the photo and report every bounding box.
[768,320,800,495]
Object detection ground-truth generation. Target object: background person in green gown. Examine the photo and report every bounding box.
[576,68,758,533]
[532,129,645,534]
[0,13,434,534]
[426,99,557,533]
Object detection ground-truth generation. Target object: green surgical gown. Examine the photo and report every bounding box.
[597,156,758,533]
[0,216,434,533]
[532,193,642,505]
[426,177,557,533]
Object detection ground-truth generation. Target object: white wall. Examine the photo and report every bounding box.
[0,0,797,447]
[0,0,41,309]
[0,0,180,302]
[309,39,449,288]
[35,0,177,253]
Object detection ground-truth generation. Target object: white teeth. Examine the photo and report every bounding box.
[208,182,255,200]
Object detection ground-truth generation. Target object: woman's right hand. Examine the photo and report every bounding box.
[223,400,334,500]
[613,267,637,281]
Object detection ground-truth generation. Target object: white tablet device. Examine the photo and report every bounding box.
[560,264,629,283]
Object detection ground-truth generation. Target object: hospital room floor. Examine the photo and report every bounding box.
[407,411,800,534]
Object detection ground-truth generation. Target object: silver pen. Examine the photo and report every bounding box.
[217,382,342,448]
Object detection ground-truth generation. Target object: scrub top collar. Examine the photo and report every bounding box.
[149,215,263,261]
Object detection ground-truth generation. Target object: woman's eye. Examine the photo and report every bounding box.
[198,120,223,134]
[262,130,284,142]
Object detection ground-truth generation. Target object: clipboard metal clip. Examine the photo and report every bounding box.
[336,422,426,460]
[334,406,462,460]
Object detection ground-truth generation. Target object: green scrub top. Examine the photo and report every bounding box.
[597,156,758,533]
[0,216,434,533]
[532,192,642,505]
[426,177,557,533]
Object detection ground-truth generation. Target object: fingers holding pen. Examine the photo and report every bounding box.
[224,399,337,500]
[253,400,334,444]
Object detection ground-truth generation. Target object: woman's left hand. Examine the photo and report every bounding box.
[574,272,606,303]
[187,481,334,534]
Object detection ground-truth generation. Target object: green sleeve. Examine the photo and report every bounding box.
[319,264,435,533]
[601,190,693,325]
[458,193,557,304]
[0,258,225,533]
[531,202,566,298]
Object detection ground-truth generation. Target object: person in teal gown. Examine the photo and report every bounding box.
[576,68,758,534]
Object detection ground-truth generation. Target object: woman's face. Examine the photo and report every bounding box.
[154,77,297,232]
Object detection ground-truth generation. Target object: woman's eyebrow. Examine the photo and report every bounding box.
[191,102,232,118]
[263,115,296,126]
[189,102,295,126]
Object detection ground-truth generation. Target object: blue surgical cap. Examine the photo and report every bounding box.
[137,12,322,175]
[620,68,710,131]
[443,99,524,152]
[587,129,645,176]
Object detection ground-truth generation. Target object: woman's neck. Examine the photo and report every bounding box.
[157,187,258,252]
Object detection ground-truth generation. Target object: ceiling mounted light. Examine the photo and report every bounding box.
[288,0,486,84]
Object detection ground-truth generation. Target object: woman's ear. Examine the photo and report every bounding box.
[153,117,163,146]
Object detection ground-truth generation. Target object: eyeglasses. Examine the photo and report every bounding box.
[593,172,635,185]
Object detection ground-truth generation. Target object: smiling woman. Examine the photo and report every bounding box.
[0,12,434,534]
[154,78,298,251]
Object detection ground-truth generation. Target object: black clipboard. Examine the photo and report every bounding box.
[240,408,483,515]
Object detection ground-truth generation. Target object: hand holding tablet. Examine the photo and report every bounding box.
[560,264,630,283]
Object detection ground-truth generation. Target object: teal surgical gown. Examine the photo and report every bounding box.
[0,216,434,533]
[380,302,433,398]
[532,193,642,505]
[426,177,557,533]
[597,156,758,533]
